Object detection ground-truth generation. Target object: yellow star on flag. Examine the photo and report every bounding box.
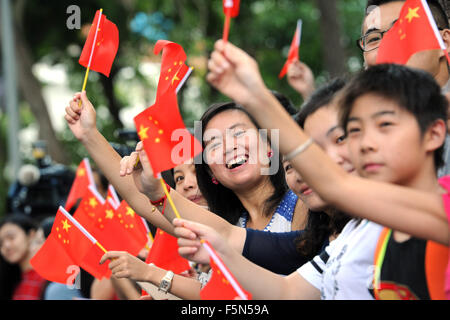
[138,125,150,140]
[61,219,71,232]
[125,207,135,217]
[77,168,86,177]
[89,197,98,208]
[405,7,420,23]
[105,209,114,219]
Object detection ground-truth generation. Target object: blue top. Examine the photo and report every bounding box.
[242,229,330,275]
[237,190,299,232]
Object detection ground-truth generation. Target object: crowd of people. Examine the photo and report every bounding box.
[1,0,450,300]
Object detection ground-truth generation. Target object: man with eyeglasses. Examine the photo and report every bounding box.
[358,0,450,177]
[358,1,450,88]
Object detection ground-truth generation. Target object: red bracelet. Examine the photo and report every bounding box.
[150,183,171,206]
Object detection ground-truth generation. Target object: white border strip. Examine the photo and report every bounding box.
[59,206,97,244]
[176,66,194,93]
[88,184,105,205]
[87,10,103,68]
[83,158,96,189]
[107,184,120,208]
[202,241,248,300]
[421,0,446,49]
[296,19,303,47]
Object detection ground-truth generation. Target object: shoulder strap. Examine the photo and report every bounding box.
[373,227,392,300]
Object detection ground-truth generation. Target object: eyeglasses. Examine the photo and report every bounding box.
[356,20,398,52]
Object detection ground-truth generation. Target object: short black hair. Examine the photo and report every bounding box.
[339,64,448,171]
[365,0,449,29]
[296,78,347,129]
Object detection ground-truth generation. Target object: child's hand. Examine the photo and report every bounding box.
[64,91,97,142]
[287,60,315,100]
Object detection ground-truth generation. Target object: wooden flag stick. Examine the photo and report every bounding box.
[159,178,181,219]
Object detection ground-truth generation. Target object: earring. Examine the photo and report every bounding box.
[267,151,273,158]
[211,177,219,185]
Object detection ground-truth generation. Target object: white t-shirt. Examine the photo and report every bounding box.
[297,218,383,300]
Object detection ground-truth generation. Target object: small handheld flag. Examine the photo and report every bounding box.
[376,0,450,65]
[279,19,302,79]
[200,240,252,300]
[222,0,241,43]
[78,9,119,93]
[65,158,96,212]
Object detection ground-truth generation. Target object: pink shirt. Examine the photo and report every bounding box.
[438,176,450,300]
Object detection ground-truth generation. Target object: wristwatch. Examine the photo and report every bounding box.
[158,270,174,293]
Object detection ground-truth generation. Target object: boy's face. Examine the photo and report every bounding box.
[362,2,444,82]
[345,93,428,186]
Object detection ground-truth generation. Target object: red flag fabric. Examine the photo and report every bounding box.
[200,241,252,300]
[153,40,192,100]
[134,89,202,177]
[65,158,95,212]
[74,187,148,256]
[376,0,445,65]
[79,10,119,77]
[31,207,110,283]
[223,0,240,18]
[145,228,190,274]
[113,200,149,252]
[279,20,302,79]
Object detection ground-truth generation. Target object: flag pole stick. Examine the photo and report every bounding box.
[223,14,231,44]
[159,178,181,219]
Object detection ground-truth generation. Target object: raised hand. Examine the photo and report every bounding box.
[119,141,164,200]
[287,60,315,100]
[173,218,230,265]
[206,40,269,108]
[64,91,97,142]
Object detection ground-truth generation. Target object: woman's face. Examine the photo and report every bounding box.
[0,223,32,265]
[284,104,355,211]
[174,159,208,207]
[203,109,271,191]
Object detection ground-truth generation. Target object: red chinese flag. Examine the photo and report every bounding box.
[112,200,149,254]
[223,0,240,18]
[279,20,302,79]
[74,187,147,256]
[31,207,110,282]
[79,10,119,77]
[65,158,95,212]
[134,89,202,177]
[145,228,190,274]
[200,241,251,300]
[154,40,192,100]
[376,0,446,65]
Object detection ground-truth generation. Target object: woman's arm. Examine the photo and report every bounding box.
[173,219,320,300]
[100,251,202,300]
[65,92,174,235]
[206,40,450,245]
[119,141,246,251]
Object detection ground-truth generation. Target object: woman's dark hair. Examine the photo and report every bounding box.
[195,102,288,225]
[292,78,351,258]
[0,214,39,300]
